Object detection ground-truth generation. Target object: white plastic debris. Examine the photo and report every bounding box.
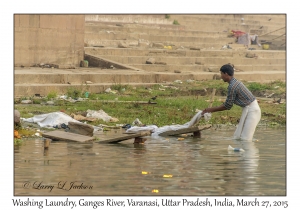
[105,88,111,93]
[174,80,183,84]
[59,95,68,99]
[186,79,194,83]
[132,118,143,126]
[86,110,114,122]
[228,145,245,152]
[21,100,32,104]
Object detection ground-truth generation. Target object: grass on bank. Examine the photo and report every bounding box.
[14,80,286,130]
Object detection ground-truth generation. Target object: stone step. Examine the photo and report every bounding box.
[169,14,285,29]
[86,20,285,38]
[85,23,227,36]
[84,30,230,39]
[84,36,284,50]
[86,20,185,31]
[91,55,286,66]
[169,14,285,23]
[87,19,284,37]
[85,39,244,49]
[84,39,253,49]
[85,14,285,33]
[14,70,286,97]
[171,18,285,28]
[85,14,286,25]
[84,47,286,59]
[84,26,285,49]
[85,14,173,25]
[15,82,158,97]
[15,67,286,82]
[130,64,286,72]
[177,23,284,35]
[84,14,285,47]
[84,32,235,43]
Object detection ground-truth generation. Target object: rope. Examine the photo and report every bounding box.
[270,33,286,41]
[260,27,285,37]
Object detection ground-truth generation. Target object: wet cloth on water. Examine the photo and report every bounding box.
[126,111,211,137]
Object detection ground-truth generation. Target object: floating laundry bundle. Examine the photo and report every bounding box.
[126,111,211,137]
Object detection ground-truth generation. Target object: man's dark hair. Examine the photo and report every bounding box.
[220,64,234,76]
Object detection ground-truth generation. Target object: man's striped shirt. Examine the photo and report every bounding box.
[223,77,255,110]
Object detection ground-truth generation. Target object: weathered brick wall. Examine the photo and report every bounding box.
[14,14,85,67]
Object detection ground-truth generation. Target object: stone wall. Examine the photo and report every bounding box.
[14,14,85,67]
[85,14,173,25]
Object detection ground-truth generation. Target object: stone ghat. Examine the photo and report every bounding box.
[14,14,286,96]
[14,66,285,97]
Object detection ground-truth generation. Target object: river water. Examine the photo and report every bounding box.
[14,126,286,196]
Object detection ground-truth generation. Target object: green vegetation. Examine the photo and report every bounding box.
[14,80,286,130]
[165,14,170,19]
[247,82,269,91]
[173,20,180,25]
[47,90,57,100]
[14,128,38,145]
[14,138,23,145]
[66,83,90,99]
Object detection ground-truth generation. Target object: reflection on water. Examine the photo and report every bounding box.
[14,127,286,196]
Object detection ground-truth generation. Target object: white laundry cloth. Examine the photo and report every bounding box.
[233,100,261,141]
[22,111,103,131]
[22,112,80,128]
[126,111,211,137]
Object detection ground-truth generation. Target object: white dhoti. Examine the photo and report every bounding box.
[233,100,261,141]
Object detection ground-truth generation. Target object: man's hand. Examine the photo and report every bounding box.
[202,105,227,115]
[202,108,211,115]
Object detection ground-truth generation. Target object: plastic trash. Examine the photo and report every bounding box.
[86,109,118,122]
[174,80,182,84]
[228,145,245,152]
[60,95,68,100]
[122,124,131,129]
[132,118,143,126]
[105,88,111,93]
[14,130,21,138]
[61,123,68,129]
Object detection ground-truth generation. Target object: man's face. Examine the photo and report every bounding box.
[220,71,228,82]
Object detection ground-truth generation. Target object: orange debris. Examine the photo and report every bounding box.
[14,130,21,139]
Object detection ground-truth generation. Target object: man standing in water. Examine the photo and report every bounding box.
[201,64,261,141]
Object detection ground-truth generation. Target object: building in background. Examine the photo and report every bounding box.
[14,14,85,68]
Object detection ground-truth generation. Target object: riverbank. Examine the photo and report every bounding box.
[14,79,286,143]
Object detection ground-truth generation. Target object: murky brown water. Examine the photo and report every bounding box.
[14,127,286,196]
